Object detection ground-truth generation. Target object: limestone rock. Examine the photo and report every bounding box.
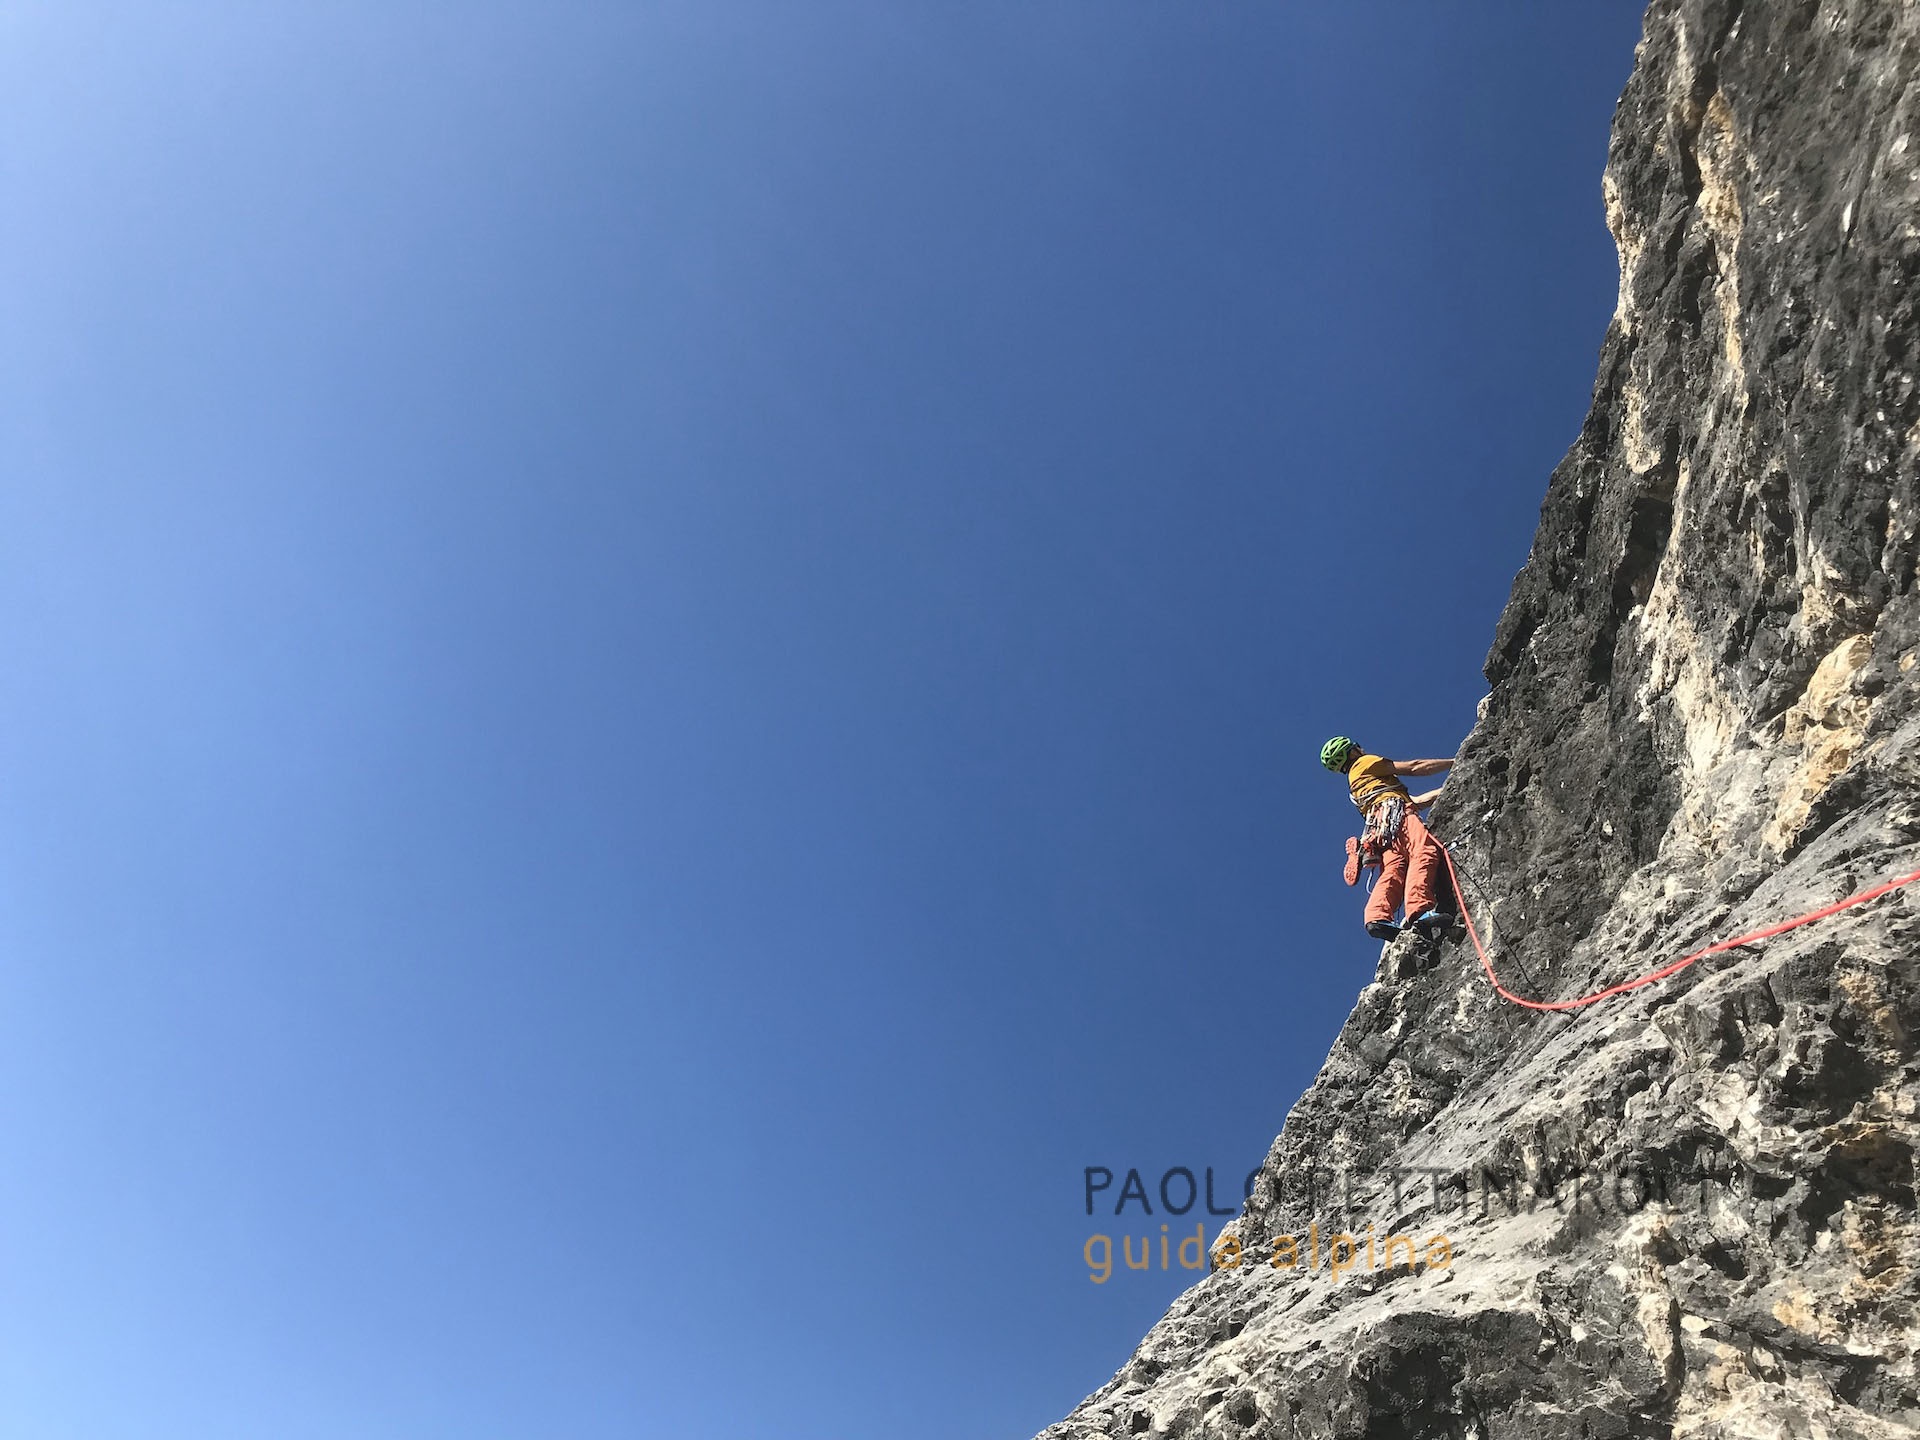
[1040,2,1920,1435]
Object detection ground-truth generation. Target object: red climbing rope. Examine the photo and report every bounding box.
[1433,838,1920,1012]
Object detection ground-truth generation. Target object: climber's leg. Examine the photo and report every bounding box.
[1364,830,1408,930]
[1402,811,1444,920]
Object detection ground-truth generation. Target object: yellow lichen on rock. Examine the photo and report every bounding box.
[1694,92,1747,395]
[1763,633,1874,852]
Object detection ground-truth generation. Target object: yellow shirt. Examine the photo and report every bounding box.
[1347,752,1409,813]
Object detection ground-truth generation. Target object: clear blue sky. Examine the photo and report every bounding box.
[0,4,1644,1436]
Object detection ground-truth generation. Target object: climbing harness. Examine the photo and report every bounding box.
[1344,798,1404,889]
[1432,836,1920,1013]
[1362,794,1406,851]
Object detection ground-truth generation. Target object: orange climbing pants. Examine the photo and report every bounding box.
[1363,808,1443,929]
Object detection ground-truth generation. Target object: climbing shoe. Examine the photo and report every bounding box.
[1365,920,1400,942]
[1344,837,1362,887]
[1410,909,1451,945]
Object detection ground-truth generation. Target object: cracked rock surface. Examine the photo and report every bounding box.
[1039,2,1920,1436]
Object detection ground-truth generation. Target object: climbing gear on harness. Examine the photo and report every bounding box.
[1361,794,1405,850]
[1365,919,1401,942]
[1431,834,1920,1012]
[1321,736,1358,772]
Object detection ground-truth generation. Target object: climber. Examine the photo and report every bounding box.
[1320,737,1453,945]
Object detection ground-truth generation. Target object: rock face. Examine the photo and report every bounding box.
[1040,3,1920,1436]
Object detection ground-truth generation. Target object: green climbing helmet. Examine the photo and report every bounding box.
[1320,736,1358,772]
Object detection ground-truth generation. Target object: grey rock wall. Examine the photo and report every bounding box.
[1040,2,1920,1436]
